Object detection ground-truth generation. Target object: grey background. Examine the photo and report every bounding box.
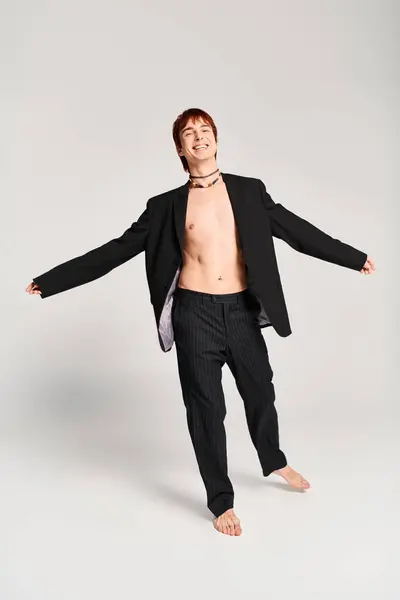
[1,1,398,598]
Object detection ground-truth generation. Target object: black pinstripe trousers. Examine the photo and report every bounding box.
[172,286,287,518]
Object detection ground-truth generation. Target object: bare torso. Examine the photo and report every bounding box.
[177,177,248,293]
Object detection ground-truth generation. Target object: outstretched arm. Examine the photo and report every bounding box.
[259,179,371,272]
[29,200,151,299]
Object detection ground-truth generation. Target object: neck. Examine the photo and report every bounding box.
[188,159,219,183]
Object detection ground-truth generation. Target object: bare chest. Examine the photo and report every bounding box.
[184,182,239,246]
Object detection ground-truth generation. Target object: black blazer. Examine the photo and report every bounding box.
[32,172,367,352]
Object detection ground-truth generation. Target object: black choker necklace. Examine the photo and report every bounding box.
[189,167,219,179]
[189,169,222,188]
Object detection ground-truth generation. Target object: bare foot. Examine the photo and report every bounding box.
[273,465,310,490]
[213,508,242,536]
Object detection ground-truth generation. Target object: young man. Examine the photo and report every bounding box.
[27,108,375,537]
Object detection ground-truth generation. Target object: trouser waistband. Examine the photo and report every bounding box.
[174,286,253,305]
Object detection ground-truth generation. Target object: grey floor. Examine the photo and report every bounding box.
[1,374,397,600]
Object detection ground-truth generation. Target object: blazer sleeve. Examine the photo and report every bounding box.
[259,179,367,271]
[32,200,151,299]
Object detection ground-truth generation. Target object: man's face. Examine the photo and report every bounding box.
[178,118,217,165]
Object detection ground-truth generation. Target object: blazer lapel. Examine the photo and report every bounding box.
[173,172,247,256]
[223,173,247,252]
[173,179,190,255]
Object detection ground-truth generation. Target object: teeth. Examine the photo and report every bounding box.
[194,145,207,149]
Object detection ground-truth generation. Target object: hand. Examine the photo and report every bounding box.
[26,282,42,295]
[360,255,376,275]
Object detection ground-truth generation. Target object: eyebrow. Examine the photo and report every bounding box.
[181,123,210,134]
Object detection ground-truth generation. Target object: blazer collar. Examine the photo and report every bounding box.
[173,172,245,255]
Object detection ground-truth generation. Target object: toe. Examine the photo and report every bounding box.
[214,518,222,533]
[232,518,242,535]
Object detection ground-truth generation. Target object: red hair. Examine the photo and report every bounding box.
[172,108,218,172]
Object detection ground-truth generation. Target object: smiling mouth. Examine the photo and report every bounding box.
[193,144,209,150]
